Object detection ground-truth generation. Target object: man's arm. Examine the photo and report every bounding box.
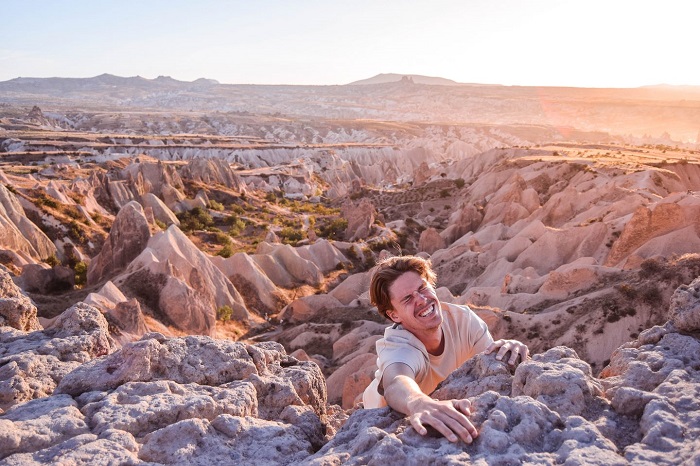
[381,362,478,443]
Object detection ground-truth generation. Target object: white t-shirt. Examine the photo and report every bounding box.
[363,302,493,409]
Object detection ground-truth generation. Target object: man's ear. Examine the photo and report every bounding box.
[387,309,401,323]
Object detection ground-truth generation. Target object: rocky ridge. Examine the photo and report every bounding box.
[2,267,700,464]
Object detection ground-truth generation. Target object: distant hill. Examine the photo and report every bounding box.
[347,73,460,86]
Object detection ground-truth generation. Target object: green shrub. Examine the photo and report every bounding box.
[208,200,225,211]
[36,194,59,209]
[44,255,60,267]
[217,305,233,322]
[68,220,87,242]
[74,261,88,286]
[279,227,303,245]
[316,218,347,240]
[217,244,233,258]
[226,216,246,236]
[215,232,231,245]
[155,219,167,230]
[455,178,466,189]
[176,207,214,232]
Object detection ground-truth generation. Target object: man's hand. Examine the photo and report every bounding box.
[484,339,529,365]
[382,363,479,443]
[406,394,478,443]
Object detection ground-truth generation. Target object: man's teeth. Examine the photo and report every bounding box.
[418,304,435,317]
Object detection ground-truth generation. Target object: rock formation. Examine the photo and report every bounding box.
[87,201,152,285]
[140,192,180,227]
[0,298,116,412]
[3,232,700,464]
[0,266,41,332]
[210,252,287,317]
[0,184,57,264]
[179,157,246,194]
[342,199,377,242]
[114,225,248,335]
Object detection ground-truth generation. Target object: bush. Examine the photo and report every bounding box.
[226,216,246,236]
[68,220,87,243]
[44,255,60,267]
[279,227,303,245]
[36,193,59,209]
[455,178,466,189]
[208,200,225,211]
[73,261,88,286]
[639,258,663,278]
[217,305,233,322]
[176,207,214,232]
[214,232,231,245]
[217,244,233,258]
[316,218,347,240]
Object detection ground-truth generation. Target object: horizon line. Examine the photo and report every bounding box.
[3,73,700,90]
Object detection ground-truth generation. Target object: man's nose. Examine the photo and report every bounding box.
[413,290,429,302]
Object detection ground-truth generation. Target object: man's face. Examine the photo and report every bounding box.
[387,271,442,335]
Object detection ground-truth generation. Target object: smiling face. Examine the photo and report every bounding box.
[386,271,443,338]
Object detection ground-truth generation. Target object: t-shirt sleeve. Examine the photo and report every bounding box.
[468,312,494,355]
[374,335,428,394]
[452,304,494,358]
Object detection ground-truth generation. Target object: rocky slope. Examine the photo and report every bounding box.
[2,265,700,464]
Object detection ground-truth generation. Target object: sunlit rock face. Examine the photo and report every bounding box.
[87,200,151,286]
[0,183,57,265]
[113,225,249,335]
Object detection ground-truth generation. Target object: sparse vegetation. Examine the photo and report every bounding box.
[73,261,88,286]
[177,207,214,232]
[208,200,225,211]
[217,305,233,322]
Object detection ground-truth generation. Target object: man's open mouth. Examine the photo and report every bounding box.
[417,303,436,318]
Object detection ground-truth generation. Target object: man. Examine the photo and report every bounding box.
[362,255,529,444]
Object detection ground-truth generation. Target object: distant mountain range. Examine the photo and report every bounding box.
[1,73,699,142]
[347,73,462,86]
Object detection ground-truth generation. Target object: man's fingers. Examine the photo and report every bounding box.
[452,399,472,416]
[409,414,428,436]
[411,402,477,443]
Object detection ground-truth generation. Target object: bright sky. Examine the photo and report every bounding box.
[1,0,698,88]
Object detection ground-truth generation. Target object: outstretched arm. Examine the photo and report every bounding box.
[484,339,529,364]
[382,362,478,443]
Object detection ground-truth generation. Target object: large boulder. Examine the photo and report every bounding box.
[418,227,446,254]
[87,201,151,286]
[20,263,75,294]
[0,302,116,411]
[0,266,41,331]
